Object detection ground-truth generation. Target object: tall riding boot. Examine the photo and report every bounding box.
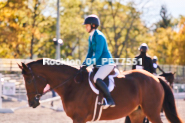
[96,78,115,107]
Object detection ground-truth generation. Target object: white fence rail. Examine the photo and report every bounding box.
[0,58,185,82]
[0,58,34,71]
[118,64,185,83]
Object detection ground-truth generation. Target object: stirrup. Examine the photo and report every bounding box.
[104,98,116,108]
[97,98,110,109]
[103,98,116,109]
[102,98,109,109]
[97,98,115,109]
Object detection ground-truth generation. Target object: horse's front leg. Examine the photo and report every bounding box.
[73,119,86,123]
[72,114,87,123]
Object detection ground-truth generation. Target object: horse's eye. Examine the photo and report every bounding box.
[25,78,32,84]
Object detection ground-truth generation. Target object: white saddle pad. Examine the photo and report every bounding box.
[88,68,120,94]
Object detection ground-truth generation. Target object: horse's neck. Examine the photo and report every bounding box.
[41,65,76,96]
[43,65,91,102]
[53,71,90,106]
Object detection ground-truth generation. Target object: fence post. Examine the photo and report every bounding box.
[0,73,2,108]
[18,84,21,101]
[176,66,178,80]
[183,66,185,79]
[169,65,171,71]
[0,59,2,71]
[10,61,12,72]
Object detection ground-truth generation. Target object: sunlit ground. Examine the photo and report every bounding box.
[0,99,184,123]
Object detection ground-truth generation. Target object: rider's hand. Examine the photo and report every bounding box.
[80,65,87,72]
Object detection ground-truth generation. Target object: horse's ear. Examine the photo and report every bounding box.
[21,62,29,71]
[17,63,23,69]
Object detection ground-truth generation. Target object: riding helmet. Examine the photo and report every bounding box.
[83,14,100,27]
[153,56,158,60]
[138,43,149,52]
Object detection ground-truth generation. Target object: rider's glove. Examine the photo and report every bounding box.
[80,65,87,72]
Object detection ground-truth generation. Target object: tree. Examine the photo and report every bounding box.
[84,0,149,59]
[155,5,172,29]
[0,0,56,59]
[26,0,56,59]
[0,0,29,58]
[57,0,88,60]
[177,16,185,65]
[149,16,185,65]
[1,0,184,66]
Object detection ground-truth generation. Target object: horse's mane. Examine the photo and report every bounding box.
[27,59,44,66]
[27,58,79,71]
[157,75,169,84]
[159,72,173,76]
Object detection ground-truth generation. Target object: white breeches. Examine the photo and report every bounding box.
[93,64,115,82]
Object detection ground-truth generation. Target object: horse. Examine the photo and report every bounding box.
[124,71,176,123]
[18,59,183,123]
[159,72,176,88]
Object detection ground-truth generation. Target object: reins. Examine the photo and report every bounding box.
[26,65,81,99]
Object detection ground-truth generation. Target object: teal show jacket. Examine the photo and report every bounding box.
[82,29,114,67]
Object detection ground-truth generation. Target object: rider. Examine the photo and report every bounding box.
[132,43,153,74]
[80,14,115,107]
[125,43,153,123]
[152,56,165,75]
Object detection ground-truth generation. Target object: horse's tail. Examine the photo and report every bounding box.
[159,77,183,123]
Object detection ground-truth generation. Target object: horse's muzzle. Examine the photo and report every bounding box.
[29,98,40,108]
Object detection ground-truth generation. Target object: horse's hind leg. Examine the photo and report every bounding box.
[141,102,163,123]
[73,120,85,123]
[147,115,162,123]
[141,104,163,123]
[124,116,131,123]
[127,108,145,123]
[72,118,86,123]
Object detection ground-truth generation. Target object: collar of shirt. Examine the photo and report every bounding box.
[89,29,95,41]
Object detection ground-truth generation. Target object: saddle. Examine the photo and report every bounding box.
[90,66,116,87]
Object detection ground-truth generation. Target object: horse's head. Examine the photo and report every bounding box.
[160,72,175,87]
[18,62,47,108]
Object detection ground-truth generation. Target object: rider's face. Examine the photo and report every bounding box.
[85,24,91,32]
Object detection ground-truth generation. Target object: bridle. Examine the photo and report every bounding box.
[26,65,81,100]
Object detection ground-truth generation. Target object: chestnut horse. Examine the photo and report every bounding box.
[18,59,183,123]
